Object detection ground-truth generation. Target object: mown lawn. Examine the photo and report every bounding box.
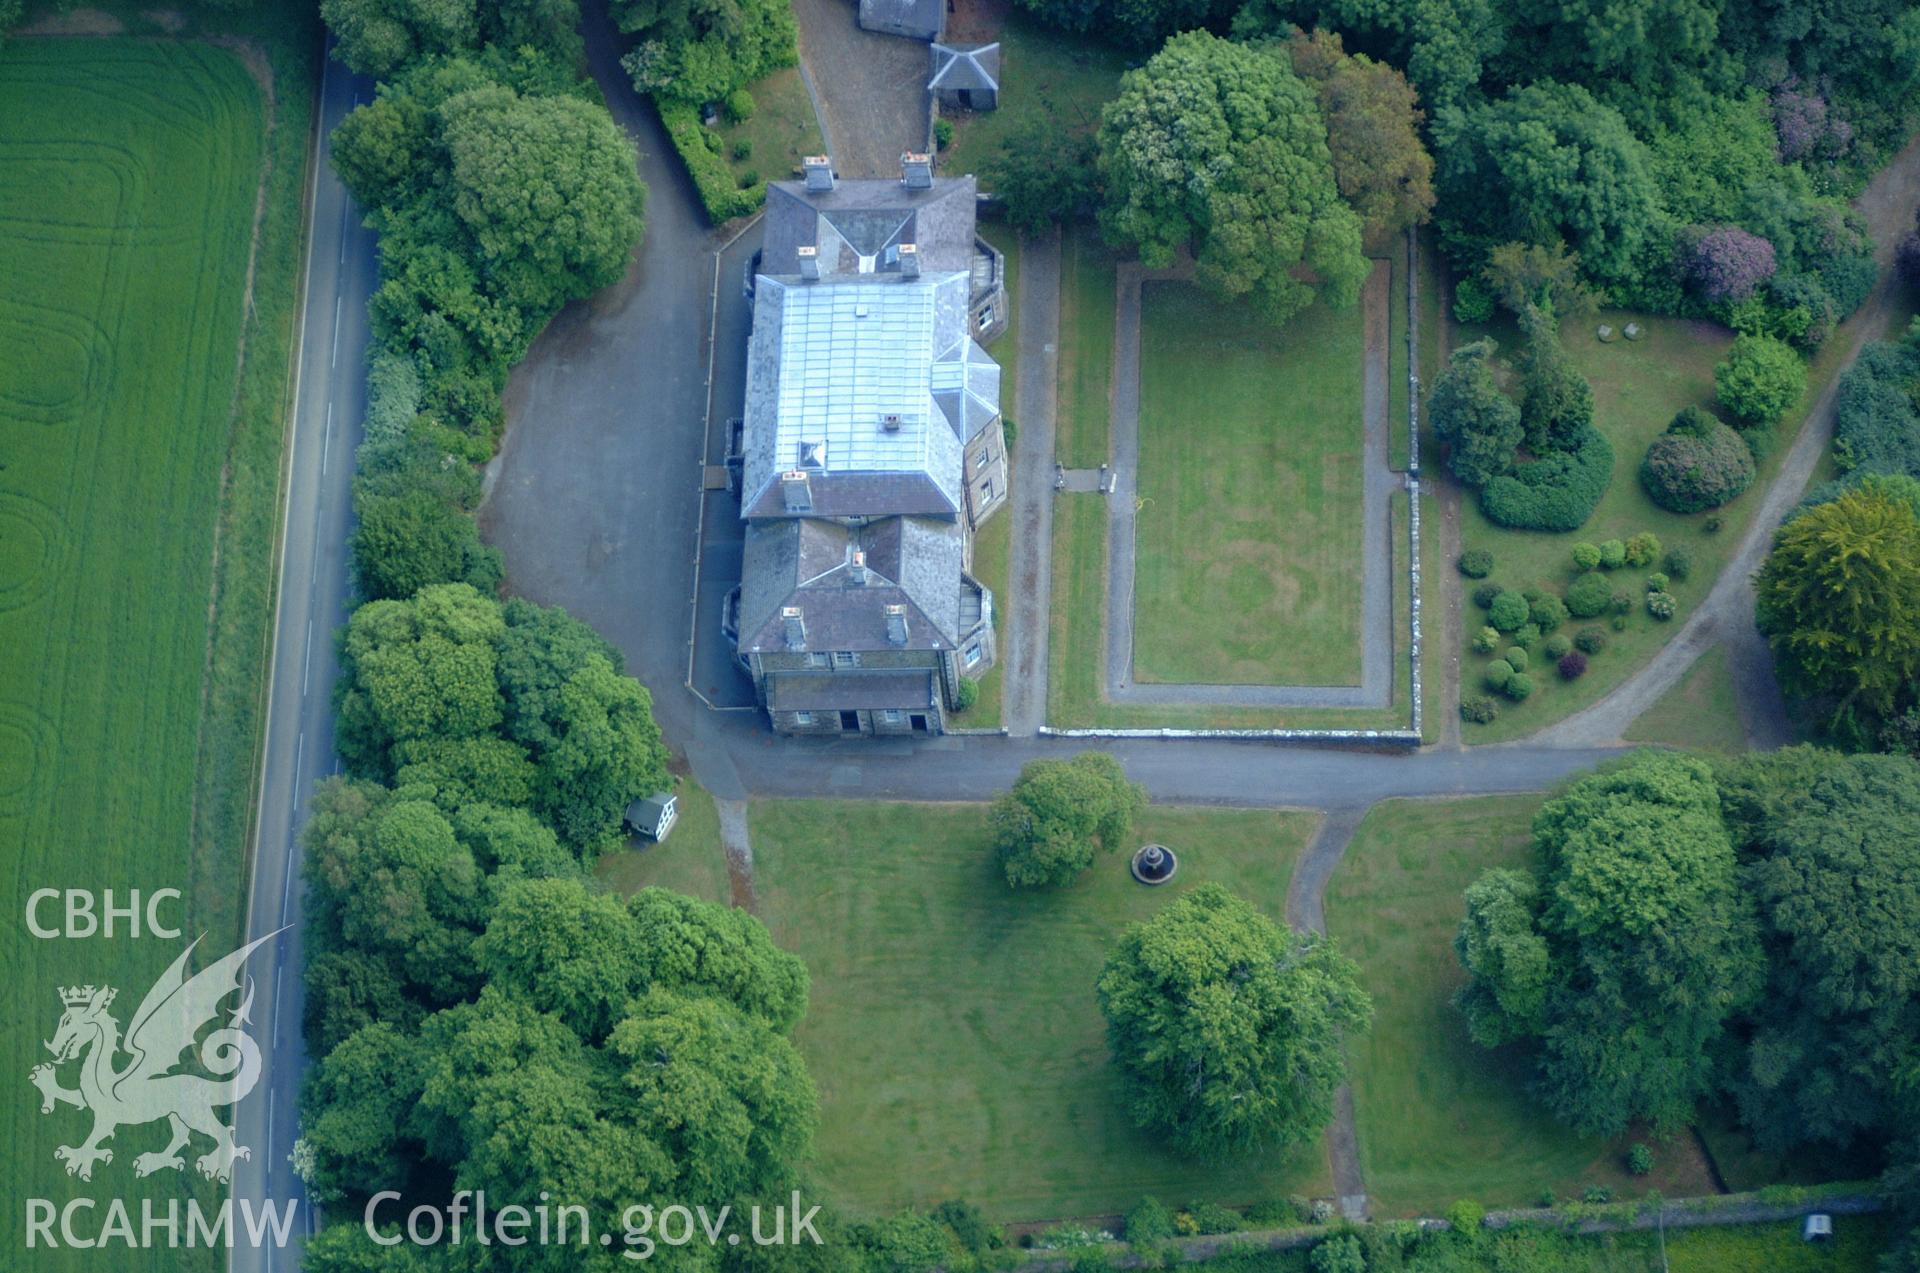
[749,800,1332,1221]
[705,65,824,189]
[595,779,731,905]
[0,28,312,1266]
[1327,797,1719,1217]
[1623,644,1748,753]
[1134,283,1365,686]
[1058,224,1118,469]
[1453,303,1861,743]
[939,12,1129,186]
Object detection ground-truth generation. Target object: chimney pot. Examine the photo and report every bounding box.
[901,152,933,190]
[781,606,807,649]
[780,469,813,512]
[884,603,909,646]
[797,244,820,281]
[899,242,920,277]
[849,551,868,585]
[802,155,834,193]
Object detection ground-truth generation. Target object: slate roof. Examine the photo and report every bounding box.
[736,515,969,653]
[929,42,1001,93]
[857,0,944,40]
[740,271,1000,520]
[762,175,980,277]
[768,670,939,711]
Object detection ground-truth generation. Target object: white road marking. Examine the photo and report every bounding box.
[322,400,333,477]
[273,965,283,1042]
[292,732,304,811]
[301,619,312,697]
[331,294,341,365]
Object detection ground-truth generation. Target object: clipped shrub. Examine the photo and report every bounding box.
[1583,1186,1613,1204]
[723,86,756,124]
[1647,591,1678,620]
[1611,613,1630,631]
[1186,1203,1243,1235]
[1641,412,1756,512]
[1458,549,1495,578]
[1511,623,1541,649]
[732,139,752,160]
[1478,425,1614,532]
[1571,542,1601,571]
[1565,571,1613,618]
[1715,333,1806,427]
[1599,539,1627,569]
[1628,1143,1654,1176]
[1704,514,1723,533]
[1454,276,1496,324]
[1503,646,1529,671]
[1558,650,1588,679]
[1487,591,1529,632]
[934,117,954,148]
[1544,633,1572,659]
[1310,1233,1366,1273]
[1574,626,1608,654]
[659,98,764,221]
[953,677,980,712]
[1529,592,1568,632]
[1484,660,1515,691]
[1125,1197,1174,1244]
[1471,626,1502,655]
[1504,672,1535,701]
[737,168,761,189]
[1610,589,1636,615]
[1646,572,1670,592]
[1460,695,1500,724]
[1624,531,1662,567]
[1244,1200,1295,1227]
[1447,1199,1486,1237]
[1663,545,1694,580]
[1472,582,1503,609]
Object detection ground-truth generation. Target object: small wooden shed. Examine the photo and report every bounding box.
[625,792,679,842]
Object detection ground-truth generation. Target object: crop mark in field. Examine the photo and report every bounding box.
[0,298,111,428]
[0,490,71,614]
[0,701,54,815]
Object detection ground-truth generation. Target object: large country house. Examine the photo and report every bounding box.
[725,154,1010,736]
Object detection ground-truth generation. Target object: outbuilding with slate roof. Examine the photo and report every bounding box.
[929,42,1000,111]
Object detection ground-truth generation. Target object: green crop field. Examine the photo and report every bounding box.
[0,30,311,1267]
[750,800,1330,1222]
[1134,282,1366,686]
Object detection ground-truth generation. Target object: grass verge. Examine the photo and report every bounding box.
[749,800,1330,1220]
[1622,644,1748,753]
[957,223,1021,730]
[1057,223,1117,469]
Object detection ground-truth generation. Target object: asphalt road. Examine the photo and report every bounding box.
[227,44,377,1273]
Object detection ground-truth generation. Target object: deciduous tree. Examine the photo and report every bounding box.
[1097,32,1368,326]
[1098,884,1371,1157]
[990,752,1147,888]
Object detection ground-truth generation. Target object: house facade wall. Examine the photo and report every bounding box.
[964,420,1008,527]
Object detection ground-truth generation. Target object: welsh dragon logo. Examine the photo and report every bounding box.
[28,930,281,1183]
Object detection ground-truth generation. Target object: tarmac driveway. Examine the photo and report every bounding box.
[790,0,932,177]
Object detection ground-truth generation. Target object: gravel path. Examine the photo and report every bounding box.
[1101,261,1401,708]
[1002,228,1062,736]
[788,0,929,178]
[1283,807,1369,1218]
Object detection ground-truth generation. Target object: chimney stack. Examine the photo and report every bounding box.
[884,604,909,646]
[849,551,868,586]
[797,244,820,281]
[782,606,807,649]
[901,152,933,190]
[802,155,834,193]
[781,469,812,512]
[898,242,920,278]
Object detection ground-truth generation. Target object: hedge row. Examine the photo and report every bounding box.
[657,96,764,223]
[1479,425,1616,532]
